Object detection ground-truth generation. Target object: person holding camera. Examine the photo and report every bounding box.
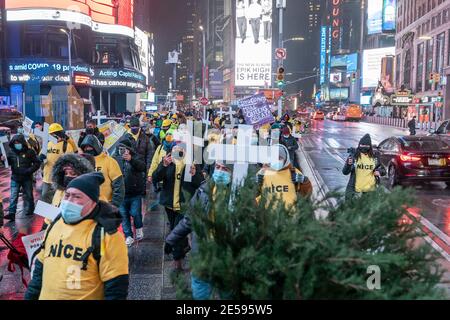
[343,134,386,200]
[113,137,147,246]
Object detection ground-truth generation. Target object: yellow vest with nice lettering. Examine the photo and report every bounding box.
[260,168,298,209]
[94,153,123,203]
[354,154,377,193]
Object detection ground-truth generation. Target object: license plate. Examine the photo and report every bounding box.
[428,158,446,166]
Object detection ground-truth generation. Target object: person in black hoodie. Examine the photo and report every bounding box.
[342,134,386,200]
[2,135,41,220]
[113,137,147,247]
[78,119,106,148]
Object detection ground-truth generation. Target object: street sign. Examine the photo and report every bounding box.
[390,94,413,106]
[199,97,209,106]
[275,48,287,60]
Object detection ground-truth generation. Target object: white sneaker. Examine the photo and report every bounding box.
[135,228,144,241]
[125,236,135,247]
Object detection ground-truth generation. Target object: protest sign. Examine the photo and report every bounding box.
[22,231,46,279]
[238,93,275,129]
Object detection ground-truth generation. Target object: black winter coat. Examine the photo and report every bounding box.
[113,149,147,196]
[280,135,299,165]
[78,128,105,148]
[124,131,158,171]
[152,162,204,210]
[7,135,41,182]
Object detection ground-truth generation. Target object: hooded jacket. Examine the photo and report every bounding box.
[7,134,41,182]
[342,134,386,199]
[78,127,105,148]
[50,154,95,207]
[25,201,129,300]
[152,160,204,211]
[81,135,125,207]
[113,137,147,196]
[123,129,157,172]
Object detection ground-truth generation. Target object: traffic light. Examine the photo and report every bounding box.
[277,66,285,81]
[429,73,434,83]
[434,73,441,83]
[351,73,357,83]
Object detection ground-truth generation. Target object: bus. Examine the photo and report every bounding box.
[344,104,363,122]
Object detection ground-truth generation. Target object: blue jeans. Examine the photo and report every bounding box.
[9,179,34,216]
[191,275,213,300]
[119,196,143,238]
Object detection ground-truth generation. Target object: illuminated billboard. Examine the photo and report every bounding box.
[367,0,383,35]
[362,47,395,88]
[329,88,348,100]
[5,0,135,37]
[330,53,358,72]
[235,0,272,87]
[320,26,327,85]
[382,0,396,32]
[135,27,149,85]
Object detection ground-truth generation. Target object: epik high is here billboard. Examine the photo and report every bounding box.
[235,0,273,87]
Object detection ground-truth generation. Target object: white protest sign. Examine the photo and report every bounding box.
[0,135,9,168]
[22,231,46,278]
[34,200,61,221]
[93,110,108,126]
[23,117,34,136]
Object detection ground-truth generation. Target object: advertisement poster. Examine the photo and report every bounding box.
[362,47,395,88]
[235,0,273,87]
[382,0,396,32]
[238,93,275,128]
[135,27,150,85]
[367,0,383,35]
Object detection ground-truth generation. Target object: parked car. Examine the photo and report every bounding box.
[312,111,325,120]
[332,112,346,121]
[377,136,450,188]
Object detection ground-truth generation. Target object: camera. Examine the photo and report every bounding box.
[347,147,356,156]
[119,147,127,156]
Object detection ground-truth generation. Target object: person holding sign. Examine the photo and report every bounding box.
[41,123,76,204]
[24,173,129,300]
[2,135,41,221]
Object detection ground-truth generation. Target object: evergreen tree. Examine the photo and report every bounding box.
[178,175,445,300]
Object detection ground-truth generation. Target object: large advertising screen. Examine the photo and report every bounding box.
[330,53,358,72]
[367,0,383,35]
[320,26,327,85]
[135,27,149,85]
[5,0,134,37]
[362,47,395,88]
[235,0,272,87]
[382,0,396,32]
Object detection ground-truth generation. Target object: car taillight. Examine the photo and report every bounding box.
[400,154,421,162]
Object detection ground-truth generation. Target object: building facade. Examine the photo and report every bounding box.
[395,0,450,125]
[0,0,148,126]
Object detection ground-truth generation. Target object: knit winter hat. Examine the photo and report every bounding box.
[130,117,140,127]
[67,172,105,203]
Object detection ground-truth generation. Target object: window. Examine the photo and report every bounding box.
[425,39,434,91]
[436,32,445,75]
[417,42,424,92]
[92,43,119,66]
[404,49,412,88]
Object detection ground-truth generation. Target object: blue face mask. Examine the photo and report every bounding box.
[212,170,231,186]
[60,200,85,224]
[270,160,285,171]
[14,144,23,151]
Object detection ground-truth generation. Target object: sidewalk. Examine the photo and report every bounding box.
[0,166,177,300]
[362,116,440,135]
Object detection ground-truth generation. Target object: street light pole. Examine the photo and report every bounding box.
[200,26,206,99]
[60,28,73,87]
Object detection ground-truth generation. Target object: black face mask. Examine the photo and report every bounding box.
[131,127,140,135]
[83,149,98,157]
[63,176,76,188]
[359,147,371,154]
[86,128,95,135]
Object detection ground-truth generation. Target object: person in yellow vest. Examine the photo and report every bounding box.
[25,172,129,300]
[343,134,386,200]
[80,135,125,208]
[147,133,174,184]
[159,119,173,143]
[41,123,76,204]
[257,144,309,211]
[152,143,204,270]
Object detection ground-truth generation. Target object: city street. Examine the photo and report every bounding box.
[302,119,450,258]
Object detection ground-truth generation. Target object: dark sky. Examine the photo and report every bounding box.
[149,0,314,98]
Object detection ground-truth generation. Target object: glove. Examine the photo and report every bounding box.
[164,242,173,255]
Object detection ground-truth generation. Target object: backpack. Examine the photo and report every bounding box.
[30,215,103,273]
[0,233,29,288]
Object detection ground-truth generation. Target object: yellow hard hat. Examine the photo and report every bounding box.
[171,114,178,119]
[153,112,159,118]
[214,118,220,125]
[49,123,64,134]
[162,119,172,127]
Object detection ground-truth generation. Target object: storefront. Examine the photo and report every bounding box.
[413,95,444,130]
